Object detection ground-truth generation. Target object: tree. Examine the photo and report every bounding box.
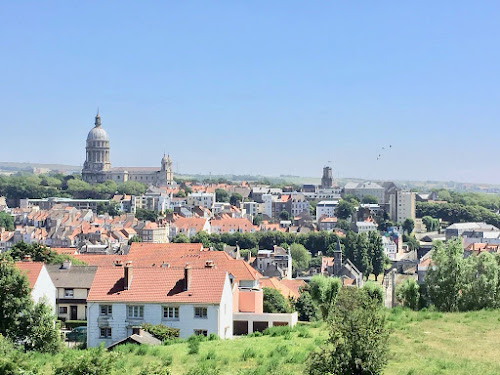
[263,287,292,313]
[252,214,263,226]
[117,181,147,195]
[190,231,212,248]
[422,216,439,232]
[402,218,415,234]
[362,281,384,306]
[354,233,371,278]
[279,210,290,221]
[396,278,420,310]
[229,193,243,206]
[293,290,319,321]
[25,299,62,353]
[289,243,311,275]
[135,208,158,222]
[9,242,55,263]
[425,239,464,312]
[308,275,342,319]
[369,232,386,281]
[361,195,378,204]
[336,219,350,231]
[128,235,142,245]
[0,253,32,341]
[406,235,420,252]
[308,287,389,375]
[0,212,14,231]
[172,234,190,243]
[215,189,229,203]
[335,200,355,220]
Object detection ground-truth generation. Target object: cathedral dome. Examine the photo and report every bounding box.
[87,126,109,142]
[86,114,109,142]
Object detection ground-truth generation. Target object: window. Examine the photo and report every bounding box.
[100,305,112,316]
[194,307,207,319]
[100,327,112,338]
[127,305,144,319]
[59,306,68,314]
[194,329,208,336]
[64,289,74,298]
[163,306,179,320]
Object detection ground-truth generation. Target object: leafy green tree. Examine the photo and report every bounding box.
[336,219,350,231]
[172,233,190,243]
[335,200,355,220]
[190,231,212,248]
[406,235,420,251]
[175,189,186,198]
[460,252,499,311]
[117,181,147,195]
[289,243,311,275]
[135,208,158,222]
[361,195,378,204]
[215,189,229,203]
[279,210,290,221]
[396,278,420,310]
[9,242,55,263]
[229,193,243,206]
[0,212,14,231]
[25,299,62,353]
[422,216,439,232]
[425,239,464,312]
[308,287,389,375]
[263,287,292,313]
[402,218,415,234]
[354,233,371,277]
[0,254,32,341]
[293,290,319,322]
[252,214,263,226]
[369,231,386,281]
[362,281,384,306]
[308,275,342,319]
[128,235,142,245]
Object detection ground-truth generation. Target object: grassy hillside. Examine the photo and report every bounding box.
[17,309,500,374]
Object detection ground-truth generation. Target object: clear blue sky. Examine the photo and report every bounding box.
[1,1,499,184]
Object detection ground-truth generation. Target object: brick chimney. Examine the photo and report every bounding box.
[184,264,191,291]
[124,261,133,290]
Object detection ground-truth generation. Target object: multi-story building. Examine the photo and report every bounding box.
[187,192,215,209]
[316,200,340,220]
[47,262,97,321]
[251,246,292,280]
[87,263,234,347]
[388,190,416,223]
[134,221,169,243]
[343,182,386,204]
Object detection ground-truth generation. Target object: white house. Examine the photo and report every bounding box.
[187,192,215,209]
[355,221,378,234]
[316,200,339,220]
[15,259,57,313]
[86,262,233,348]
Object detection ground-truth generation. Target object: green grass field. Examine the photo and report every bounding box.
[20,309,500,374]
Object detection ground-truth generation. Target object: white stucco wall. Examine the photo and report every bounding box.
[31,265,56,313]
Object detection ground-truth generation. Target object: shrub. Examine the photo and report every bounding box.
[54,345,118,375]
[187,336,200,355]
[138,363,171,375]
[362,281,385,306]
[64,320,87,330]
[207,333,219,341]
[263,288,292,313]
[396,278,420,310]
[262,325,293,337]
[142,323,179,342]
[186,363,220,375]
[241,347,257,360]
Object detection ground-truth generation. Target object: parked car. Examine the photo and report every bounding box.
[66,326,87,342]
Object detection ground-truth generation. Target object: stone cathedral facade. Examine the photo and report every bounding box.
[82,113,174,186]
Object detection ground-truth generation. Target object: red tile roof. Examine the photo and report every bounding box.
[88,266,227,304]
[15,261,44,288]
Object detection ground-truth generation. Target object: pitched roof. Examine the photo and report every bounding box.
[88,267,227,304]
[46,265,97,288]
[259,277,301,299]
[15,261,44,288]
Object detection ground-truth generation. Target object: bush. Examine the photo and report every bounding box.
[362,281,385,306]
[64,320,87,330]
[142,323,179,342]
[241,347,257,360]
[262,325,293,337]
[187,336,200,354]
[263,288,292,313]
[396,278,420,310]
[138,363,171,375]
[54,345,118,375]
[186,363,220,375]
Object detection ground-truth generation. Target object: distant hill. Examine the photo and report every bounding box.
[0,162,80,173]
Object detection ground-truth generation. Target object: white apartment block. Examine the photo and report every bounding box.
[316,200,340,220]
[396,191,416,223]
[187,192,215,209]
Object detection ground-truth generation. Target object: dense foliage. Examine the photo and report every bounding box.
[262,287,292,313]
[308,287,389,375]
[417,201,500,227]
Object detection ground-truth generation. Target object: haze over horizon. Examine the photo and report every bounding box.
[1,2,499,184]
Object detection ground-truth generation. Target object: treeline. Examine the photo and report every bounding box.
[177,230,389,280]
[416,201,500,227]
[0,174,147,206]
[434,189,500,211]
[397,238,500,312]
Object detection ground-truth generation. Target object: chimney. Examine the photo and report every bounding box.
[23,255,32,262]
[61,259,72,270]
[124,261,133,290]
[184,264,191,291]
[205,260,215,268]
